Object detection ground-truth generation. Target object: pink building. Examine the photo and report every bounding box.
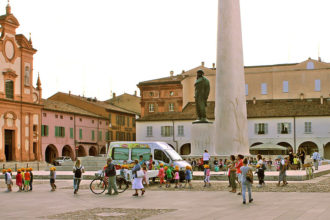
[41,99,109,164]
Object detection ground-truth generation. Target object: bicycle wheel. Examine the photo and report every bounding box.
[90,179,106,194]
[116,176,129,193]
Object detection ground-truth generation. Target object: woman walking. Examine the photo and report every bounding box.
[240,158,253,204]
[73,159,85,194]
[132,159,145,196]
[228,155,237,193]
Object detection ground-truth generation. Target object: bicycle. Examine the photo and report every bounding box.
[90,171,129,194]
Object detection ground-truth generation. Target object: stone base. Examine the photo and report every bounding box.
[190,123,216,156]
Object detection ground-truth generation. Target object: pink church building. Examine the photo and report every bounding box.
[41,99,109,164]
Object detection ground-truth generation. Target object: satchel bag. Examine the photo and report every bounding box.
[136,169,144,178]
[246,169,253,184]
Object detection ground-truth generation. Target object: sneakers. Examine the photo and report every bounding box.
[249,199,253,203]
[113,192,119,195]
[243,201,246,204]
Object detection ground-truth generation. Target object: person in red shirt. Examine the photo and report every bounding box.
[16,169,23,192]
[235,154,244,195]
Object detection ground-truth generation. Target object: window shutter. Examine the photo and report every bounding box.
[265,124,268,134]
[277,123,281,134]
[161,126,165,136]
[92,130,94,140]
[254,124,258,134]
[109,113,112,124]
[41,125,44,136]
[170,126,173,136]
[63,127,65,137]
[70,128,73,139]
[288,123,292,134]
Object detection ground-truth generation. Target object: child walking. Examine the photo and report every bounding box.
[174,166,181,188]
[16,169,23,192]
[28,168,33,191]
[165,166,173,188]
[184,166,192,189]
[158,163,165,188]
[24,169,31,192]
[142,166,149,187]
[50,167,56,191]
[204,164,211,187]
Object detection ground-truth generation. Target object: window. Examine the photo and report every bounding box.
[283,81,289,93]
[304,122,312,133]
[60,115,63,119]
[98,131,102,141]
[127,117,130,127]
[277,123,291,134]
[79,128,82,139]
[169,103,174,112]
[99,121,102,125]
[116,131,125,141]
[70,117,73,120]
[112,147,129,160]
[261,83,267,95]
[41,125,49,137]
[149,92,154,97]
[116,115,125,126]
[245,84,248,96]
[149,104,155,112]
[70,128,74,139]
[254,123,268,135]
[43,113,47,117]
[24,66,30,86]
[161,126,173,137]
[133,133,136,141]
[126,133,131,141]
[169,91,174,96]
[55,115,58,119]
[109,131,113,140]
[178,125,184,136]
[132,118,136,127]
[91,130,95,141]
[92,120,94,124]
[33,125,37,132]
[307,61,314,70]
[147,126,153,137]
[154,149,170,163]
[131,148,151,161]
[106,131,110,141]
[5,80,13,99]
[109,113,112,124]
[55,126,65,137]
[315,79,321,91]
[79,118,82,122]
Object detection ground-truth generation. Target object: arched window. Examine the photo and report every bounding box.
[24,66,30,86]
[5,80,14,99]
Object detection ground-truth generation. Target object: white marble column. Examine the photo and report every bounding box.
[214,0,249,155]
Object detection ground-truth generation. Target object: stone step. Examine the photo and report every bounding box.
[0,161,51,171]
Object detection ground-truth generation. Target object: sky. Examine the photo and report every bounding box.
[2,0,330,100]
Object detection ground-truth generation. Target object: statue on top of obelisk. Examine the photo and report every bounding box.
[193,69,210,123]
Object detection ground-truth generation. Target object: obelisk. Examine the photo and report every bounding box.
[214,0,249,155]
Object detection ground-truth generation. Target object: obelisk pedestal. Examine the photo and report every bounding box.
[214,0,249,155]
[190,123,216,156]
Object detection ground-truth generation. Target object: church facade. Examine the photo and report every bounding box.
[0,4,42,162]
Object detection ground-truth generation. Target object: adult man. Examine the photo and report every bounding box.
[194,69,210,123]
[105,158,118,195]
[312,150,321,170]
[203,150,210,165]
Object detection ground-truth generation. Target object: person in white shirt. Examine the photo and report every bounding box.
[203,150,210,165]
[312,151,321,170]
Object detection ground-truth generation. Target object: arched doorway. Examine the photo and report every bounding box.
[100,146,106,154]
[89,146,97,156]
[324,142,330,159]
[298,141,318,156]
[180,143,191,155]
[277,142,293,153]
[45,145,58,164]
[62,145,74,159]
[77,146,86,157]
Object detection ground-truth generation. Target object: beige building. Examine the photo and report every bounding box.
[182,58,330,107]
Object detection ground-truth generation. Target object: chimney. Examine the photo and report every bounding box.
[320,96,324,104]
[201,61,205,67]
[212,63,215,69]
[182,70,185,74]
[253,97,256,104]
[318,57,322,62]
[134,91,137,96]
[170,71,174,77]
[300,93,304,100]
[69,91,71,96]
[113,92,116,98]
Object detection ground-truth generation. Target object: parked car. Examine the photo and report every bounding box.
[53,156,72,166]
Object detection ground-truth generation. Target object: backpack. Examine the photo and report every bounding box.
[246,169,253,184]
[75,167,82,178]
[262,163,267,171]
[105,164,116,177]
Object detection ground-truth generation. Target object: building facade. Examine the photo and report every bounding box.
[136,60,330,158]
[0,4,42,162]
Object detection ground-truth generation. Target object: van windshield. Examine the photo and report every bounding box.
[165,149,183,161]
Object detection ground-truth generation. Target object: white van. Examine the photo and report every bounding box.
[107,141,190,180]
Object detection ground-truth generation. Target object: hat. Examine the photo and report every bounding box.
[164,166,168,170]
[7,168,11,172]
[2,169,6,174]
[29,168,33,171]
[175,166,179,171]
[204,164,209,169]
[256,164,260,168]
[186,165,191,170]
[21,168,25,171]
[159,163,164,167]
[17,169,21,172]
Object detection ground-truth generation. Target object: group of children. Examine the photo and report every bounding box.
[2,167,33,192]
